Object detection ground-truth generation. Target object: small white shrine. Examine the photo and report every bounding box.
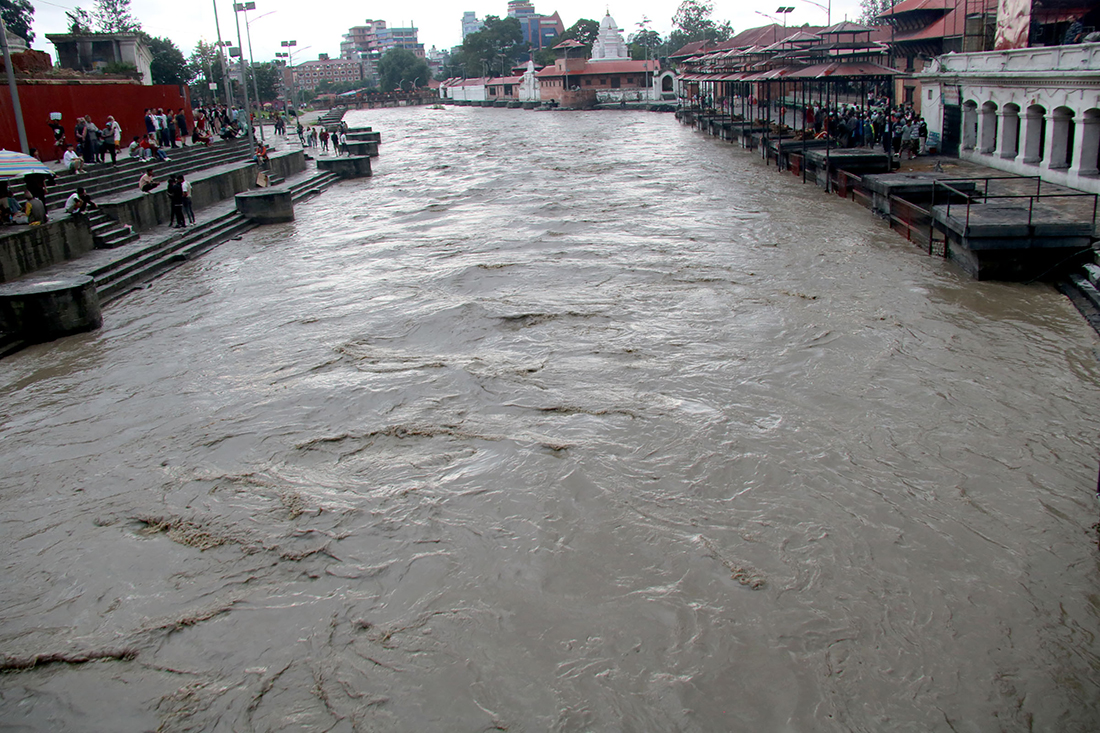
[590,12,629,62]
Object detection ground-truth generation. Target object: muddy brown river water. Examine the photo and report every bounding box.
[2,108,1100,732]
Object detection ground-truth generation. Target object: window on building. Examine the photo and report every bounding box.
[585,78,592,86]
[904,86,915,104]
[611,77,621,88]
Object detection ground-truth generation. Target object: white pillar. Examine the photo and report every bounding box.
[1041,110,1071,172]
[1070,112,1100,178]
[978,105,998,154]
[1021,108,1045,165]
[996,108,1020,160]
[962,105,978,150]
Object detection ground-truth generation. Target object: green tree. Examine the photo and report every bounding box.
[859,0,896,25]
[251,62,280,103]
[65,8,92,33]
[66,0,141,34]
[459,15,527,77]
[91,0,140,33]
[142,34,188,85]
[667,0,732,53]
[377,47,430,92]
[535,18,600,66]
[0,0,34,44]
[188,39,231,105]
[630,29,664,60]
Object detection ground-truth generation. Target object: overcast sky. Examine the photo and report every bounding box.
[29,0,863,63]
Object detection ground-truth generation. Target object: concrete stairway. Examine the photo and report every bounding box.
[1060,257,1100,334]
[95,170,341,305]
[10,138,254,213]
[0,168,341,358]
[86,210,139,249]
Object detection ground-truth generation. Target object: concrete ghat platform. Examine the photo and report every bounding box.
[236,188,295,223]
[862,173,978,218]
[347,131,382,144]
[344,140,379,157]
[317,156,373,178]
[932,201,1094,279]
[0,274,101,342]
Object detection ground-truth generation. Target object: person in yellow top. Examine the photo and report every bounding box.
[23,191,46,225]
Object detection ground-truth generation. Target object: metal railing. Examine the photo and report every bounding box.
[930,175,1099,239]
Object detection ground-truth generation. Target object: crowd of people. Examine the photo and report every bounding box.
[6,103,354,231]
[295,120,350,155]
[802,103,930,158]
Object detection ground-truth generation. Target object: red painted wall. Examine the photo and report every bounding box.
[0,84,192,162]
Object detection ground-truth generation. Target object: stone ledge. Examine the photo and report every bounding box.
[236,188,294,224]
[317,156,372,178]
[0,274,101,342]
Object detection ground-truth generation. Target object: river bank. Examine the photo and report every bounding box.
[2,107,1098,731]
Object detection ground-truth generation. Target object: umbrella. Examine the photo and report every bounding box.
[0,150,54,180]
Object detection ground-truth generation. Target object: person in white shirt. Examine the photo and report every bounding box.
[180,174,194,224]
[62,145,85,173]
[103,115,122,165]
[64,187,95,215]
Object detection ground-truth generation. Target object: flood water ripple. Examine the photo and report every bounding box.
[1,108,1099,732]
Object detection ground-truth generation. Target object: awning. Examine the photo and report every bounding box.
[785,61,899,79]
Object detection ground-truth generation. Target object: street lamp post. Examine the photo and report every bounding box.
[0,14,28,153]
[776,6,795,28]
[794,0,831,26]
[636,16,652,102]
[211,0,234,107]
[231,2,257,159]
[278,41,307,114]
[243,7,276,142]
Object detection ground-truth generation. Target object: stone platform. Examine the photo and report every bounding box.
[236,188,295,224]
[932,201,1094,279]
[0,274,101,342]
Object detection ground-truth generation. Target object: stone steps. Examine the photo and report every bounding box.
[45,144,255,211]
[1058,255,1100,334]
[86,210,138,249]
[96,170,342,305]
[0,168,342,358]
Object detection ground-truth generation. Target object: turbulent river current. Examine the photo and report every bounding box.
[2,108,1100,732]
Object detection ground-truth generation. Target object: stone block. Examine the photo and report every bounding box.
[317,156,372,178]
[0,275,101,342]
[235,187,294,224]
[0,216,95,284]
[344,141,379,157]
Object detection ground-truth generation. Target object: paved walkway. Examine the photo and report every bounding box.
[9,165,329,287]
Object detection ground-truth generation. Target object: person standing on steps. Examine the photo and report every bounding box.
[167,175,186,228]
[176,109,189,148]
[49,117,66,161]
[180,174,195,225]
[103,116,121,165]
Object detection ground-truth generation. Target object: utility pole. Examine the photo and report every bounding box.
[212,0,234,107]
[232,3,257,159]
[0,14,28,153]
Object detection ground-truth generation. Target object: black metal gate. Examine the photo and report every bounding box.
[941,104,962,157]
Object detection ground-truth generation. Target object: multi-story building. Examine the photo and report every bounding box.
[462,12,484,39]
[537,14,661,106]
[293,54,364,90]
[505,1,565,51]
[919,1,1100,194]
[341,19,424,60]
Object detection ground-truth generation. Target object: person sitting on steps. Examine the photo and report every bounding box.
[138,168,159,193]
